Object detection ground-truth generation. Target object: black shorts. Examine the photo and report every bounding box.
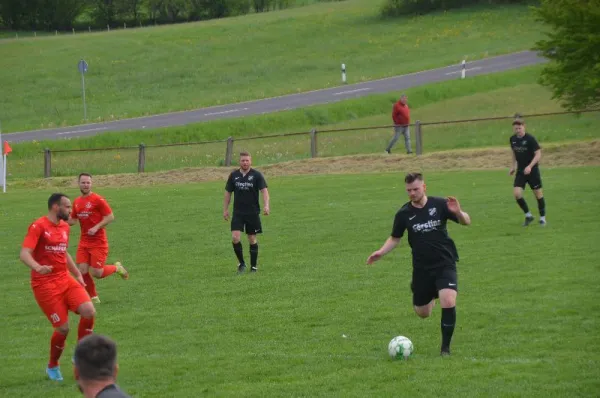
[411,266,457,307]
[231,213,262,235]
[514,168,542,190]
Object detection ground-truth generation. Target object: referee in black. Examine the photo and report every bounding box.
[367,172,471,356]
[509,115,546,226]
[224,151,270,273]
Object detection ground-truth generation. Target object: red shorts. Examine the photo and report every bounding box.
[32,276,91,327]
[76,245,109,269]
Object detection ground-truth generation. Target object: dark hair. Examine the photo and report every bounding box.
[74,334,118,381]
[78,173,92,181]
[48,193,68,210]
[404,173,423,184]
[239,151,250,157]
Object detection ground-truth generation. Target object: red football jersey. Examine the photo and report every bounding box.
[22,216,70,286]
[71,193,113,247]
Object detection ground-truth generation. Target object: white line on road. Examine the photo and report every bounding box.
[445,67,483,76]
[56,127,108,136]
[204,108,249,117]
[332,88,371,96]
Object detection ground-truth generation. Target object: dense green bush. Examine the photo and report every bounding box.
[381,0,536,17]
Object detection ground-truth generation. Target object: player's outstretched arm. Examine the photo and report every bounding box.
[261,188,270,215]
[366,237,401,265]
[447,197,471,226]
[67,217,77,226]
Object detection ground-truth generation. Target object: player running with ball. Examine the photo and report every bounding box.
[367,172,471,356]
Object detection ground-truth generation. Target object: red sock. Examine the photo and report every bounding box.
[78,317,95,341]
[100,265,117,278]
[83,272,97,297]
[49,331,67,368]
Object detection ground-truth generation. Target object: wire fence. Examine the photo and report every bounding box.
[40,108,600,178]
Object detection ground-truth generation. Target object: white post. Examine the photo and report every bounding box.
[461,59,466,79]
[0,122,5,193]
[341,63,346,84]
[2,154,6,193]
[0,125,3,191]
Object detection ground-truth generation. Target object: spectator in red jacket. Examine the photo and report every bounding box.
[386,94,412,154]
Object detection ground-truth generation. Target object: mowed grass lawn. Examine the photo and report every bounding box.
[0,1,545,132]
[1,168,599,397]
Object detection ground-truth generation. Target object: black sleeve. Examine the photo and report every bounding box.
[391,211,406,238]
[443,198,459,224]
[256,173,267,190]
[530,135,541,151]
[225,173,235,193]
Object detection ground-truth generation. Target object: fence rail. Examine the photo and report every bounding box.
[41,109,600,178]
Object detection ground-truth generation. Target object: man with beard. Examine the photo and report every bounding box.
[366,173,471,356]
[20,193,97,381]
[224,152,270,273]
[69,173,128,304]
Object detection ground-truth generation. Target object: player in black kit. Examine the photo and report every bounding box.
[224,151,270,273]
[367,172,471,356]
[509,116,546,226]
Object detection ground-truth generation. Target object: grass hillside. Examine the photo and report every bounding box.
[5,67,599,179]
[0,1,545,132]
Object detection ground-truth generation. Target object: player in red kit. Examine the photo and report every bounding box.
[69,173,128,304]
[20,193,97,381]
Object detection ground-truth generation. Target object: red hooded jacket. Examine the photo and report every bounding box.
[392,101,410,126]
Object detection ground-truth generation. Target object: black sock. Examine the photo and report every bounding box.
[516,198,530,214]
[250,244,258,267]
[537,197,546,217]
[441,307,456,351]
[233,242,245,264]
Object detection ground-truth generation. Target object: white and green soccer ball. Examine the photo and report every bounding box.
[388,336,413,360]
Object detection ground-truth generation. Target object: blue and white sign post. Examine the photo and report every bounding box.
[78,59,89,120]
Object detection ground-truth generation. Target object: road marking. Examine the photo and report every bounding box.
[56,127,108,136]
[204,108,249,116]
[445,67,483,76]
[332,88,371,96]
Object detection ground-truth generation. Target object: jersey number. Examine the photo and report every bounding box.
[50,313,61,323]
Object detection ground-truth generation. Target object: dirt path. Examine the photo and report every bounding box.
[22,140,600,189]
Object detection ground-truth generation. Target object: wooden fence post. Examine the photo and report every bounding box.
[415,121,423,156]
[44,149,51,178]
[138,143,146,173]
[310,129,318,158]
[225,137,234,166]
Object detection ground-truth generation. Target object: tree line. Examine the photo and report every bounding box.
[0,0,343,31]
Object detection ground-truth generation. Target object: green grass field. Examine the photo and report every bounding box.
[1,168,599,397]
[6,66,599,179]
[0,1,545,132]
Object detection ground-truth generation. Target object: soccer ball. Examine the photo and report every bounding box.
[388,336,413,360]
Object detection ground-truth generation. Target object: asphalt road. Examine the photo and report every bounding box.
[8,50,545,143]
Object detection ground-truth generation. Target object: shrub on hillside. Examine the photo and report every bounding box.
[381,0,536,17]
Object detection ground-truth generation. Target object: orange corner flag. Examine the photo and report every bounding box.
[3,141,11,155]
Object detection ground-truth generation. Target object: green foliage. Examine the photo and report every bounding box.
[381,0,534,17]
[0,0,342,30]
[533,0,600,111]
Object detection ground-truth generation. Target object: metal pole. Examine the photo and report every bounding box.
[81,71,87,121]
